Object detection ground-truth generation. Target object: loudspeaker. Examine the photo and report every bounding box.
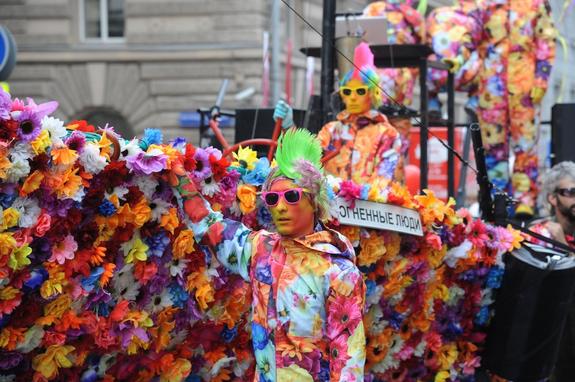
[551,104,575,165]
[234,108,307,156]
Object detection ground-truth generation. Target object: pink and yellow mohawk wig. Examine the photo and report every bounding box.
[340,42,382,107]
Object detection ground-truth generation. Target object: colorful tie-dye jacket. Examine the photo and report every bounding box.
[174,175,366,382]
[319,109,401,184]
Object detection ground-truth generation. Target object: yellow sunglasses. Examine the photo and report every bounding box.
[339,86,369,96]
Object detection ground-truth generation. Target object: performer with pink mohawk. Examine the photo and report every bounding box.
[318,42,402,184]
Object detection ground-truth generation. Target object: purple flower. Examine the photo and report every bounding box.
[192,148,212,180]
[125,150,167,175]
[0,88,11,120]
[15,109,42,142]
[0,350,23,370]
[65,131,87,153]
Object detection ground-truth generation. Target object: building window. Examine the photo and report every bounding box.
[80,108,133,139]
[80,0,125,42]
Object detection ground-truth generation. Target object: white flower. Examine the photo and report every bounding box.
[210,357,236,377]
[69,187,86,202]
[147,289,173,313]
[12,196,41,228]
[149,198,171,222]
[444,239,473,268]
[447,286,465,307]
[6,159,30,183]
[79,143,108,174]
[105,186,129,201]
[200,177,220,197]
[132,176,158,200]
[119,281,140,301]
[325,174,342,190]
[413,340,427,357]
[120,138,142,159]
[168,258,190,278]
[366,284,384,307]
[10,142,34,162]
[42,116,66,142]
[15,325,45,353]
[228,201,242,217]
[112,263,136,293]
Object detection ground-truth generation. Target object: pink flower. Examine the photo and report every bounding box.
[327,294,362,339]
[329,334,351,373]
[339,180,362,208]
[49,234,78,264]
[467,219,489,248]
[425,232,442,251]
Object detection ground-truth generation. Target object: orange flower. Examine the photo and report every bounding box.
[89,247,107,266]
[237,185,257,214]
[100,263,116,287]
[98,131,114,160]
[56,167,82,199]
[150,318,175,353]
[172,230,195,259]
[415,190,456,226]
[20,170,45,196]
[51,146,78,166]
[159,207,179,234]
[277,337,316,361]
[204,347,227,365]
[211,368,232,382]
[195,283,215,311]
[134,261,158,285]
[132,198,152,227]
[0,148,11,180]
[0,327,26,350]
[358,233,387,266]
[159,358,191,382]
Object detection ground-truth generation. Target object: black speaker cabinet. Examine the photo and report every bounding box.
[551,103,575,165]
[234,108,307,157]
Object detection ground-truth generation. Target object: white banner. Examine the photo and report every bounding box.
[335,198,423,236]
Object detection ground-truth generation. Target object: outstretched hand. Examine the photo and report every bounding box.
[273,100,294,129]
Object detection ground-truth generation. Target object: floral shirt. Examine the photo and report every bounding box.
[318,110,401,184]
[528,218,575,248]
[174,175,366,382]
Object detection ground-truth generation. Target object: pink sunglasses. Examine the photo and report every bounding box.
[260,188,305,207]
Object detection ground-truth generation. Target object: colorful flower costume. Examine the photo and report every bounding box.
[318,109,401,184]
[426,0,483,112]
[476,0,556,214]
[174,175,366,382]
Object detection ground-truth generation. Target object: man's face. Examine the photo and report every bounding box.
[265,178,315,238]
[340,78,372,115]
[549,178,575,222]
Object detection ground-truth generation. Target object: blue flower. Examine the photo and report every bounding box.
[256,204,273,230]
[98,199,117,217]
[81,267,104,292]
[360,184,370,200]
[485,266,504,289]
[24,267,48,290]
[244,158,271,186]
[169,283,188,308]
[185,375,202,382]
[318,359,330,381]
[251,322,268,350]
[221,325,238,343]
[475,306,490,326]
[145,231,170,257]
[139,128,163,150]
[80,368,98,382]
[0,191,16,209]
[365,279,376,299]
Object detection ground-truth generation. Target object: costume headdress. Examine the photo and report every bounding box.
[264,128,330,222]
[339,42,382,107]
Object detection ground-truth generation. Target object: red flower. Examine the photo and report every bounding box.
[468,219,489,248]
[209,155,230,181]
[183,144,197,172]
[68,119,95,132]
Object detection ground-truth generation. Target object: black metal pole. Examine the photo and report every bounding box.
[320,0,336,125]
[470,123,494,222]
[419,59,428,191]
[447,72,455,198]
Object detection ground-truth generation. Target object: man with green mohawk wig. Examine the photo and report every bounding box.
[175,128,366,381]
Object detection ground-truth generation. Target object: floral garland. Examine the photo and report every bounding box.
[0,90,523,381]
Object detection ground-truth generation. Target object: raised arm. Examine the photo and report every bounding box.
[173,174,254,281]
[326,264,366,381]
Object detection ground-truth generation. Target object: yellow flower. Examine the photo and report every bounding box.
[0,233,17,258]
[173,229,195,259]
[40,265,67,299]
[438,343,458,370]
[125,238,148,263]
[8,244,32,271]
[32,345,75,379]
[98,131,114,160]
[0,153,11,180]
[358,233,387,266]
[44,295,73,320]
[160,207,179,234]
[277,364,314,382]
[0,286,19,301]
[132,197,152,227]
[435,370,450,382]
[30,129,51,155]
[237,184,257,214]
[1,208,19,232]
[232,146,258,170]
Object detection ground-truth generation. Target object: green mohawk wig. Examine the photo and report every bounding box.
[264,128,331,222]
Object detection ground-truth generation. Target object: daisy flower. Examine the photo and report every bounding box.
[48,234,78,264]
[11,196,41,228]
[149,198,171,222]
[64,130,86,153]
[147,289,173,314]
[42,116,67,143]
[192,148,212,180]
[14,109,42,142]
[167,258,190,278]
[200,176,220,197]
[0,88,11,119]
[131,175,158,200]
[232,146,258,170]
[79,143,108,174]
[120,138,142,159]
[125,148,167,175]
